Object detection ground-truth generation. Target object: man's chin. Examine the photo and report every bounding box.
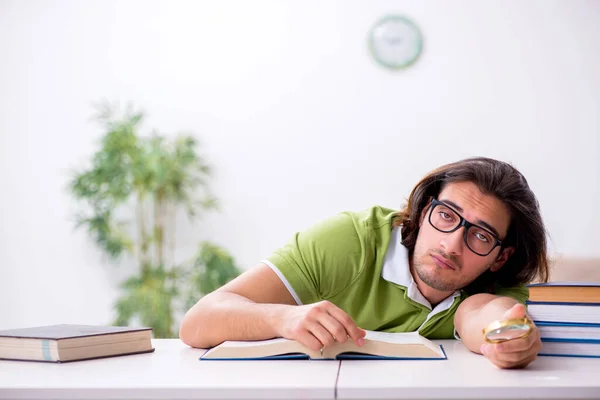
[422,278,460,292]
[416,265,460,292]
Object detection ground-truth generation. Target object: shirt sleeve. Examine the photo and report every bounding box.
[264,212,364,306]
[494,284,530,305]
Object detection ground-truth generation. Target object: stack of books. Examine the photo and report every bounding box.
[526,282,600,358]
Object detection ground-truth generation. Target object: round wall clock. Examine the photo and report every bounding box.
[368,15,423,70]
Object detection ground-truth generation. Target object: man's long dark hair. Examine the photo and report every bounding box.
[393,157,549,294]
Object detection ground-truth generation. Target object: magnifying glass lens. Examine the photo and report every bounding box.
[485,323,531,341]
[483,317,534,343]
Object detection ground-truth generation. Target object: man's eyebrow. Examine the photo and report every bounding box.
[440,199,502,238]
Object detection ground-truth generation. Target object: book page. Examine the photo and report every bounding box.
[364,330,424,344]
[201,337,318,359]
[215,337,291,347]
[320,330,444,359]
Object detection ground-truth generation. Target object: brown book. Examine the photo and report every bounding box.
[528,282,600,304]
[0,324,154,363]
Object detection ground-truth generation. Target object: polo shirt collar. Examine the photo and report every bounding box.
[382,226,461,312]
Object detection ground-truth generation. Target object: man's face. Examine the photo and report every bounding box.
[412,181,512,292]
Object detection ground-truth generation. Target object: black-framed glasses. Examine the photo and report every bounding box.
[428,199,504,257]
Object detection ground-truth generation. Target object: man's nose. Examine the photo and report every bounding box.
[440,228,464,256]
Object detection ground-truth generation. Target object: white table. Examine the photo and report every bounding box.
[1,339,599,400]
[337,340,600,400]
[0,339,339,399]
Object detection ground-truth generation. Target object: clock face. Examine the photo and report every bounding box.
[368,15,423,70]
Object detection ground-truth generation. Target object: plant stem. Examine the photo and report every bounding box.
[154,191,164,266]
[169,203,176,266]
[137,191,149,269]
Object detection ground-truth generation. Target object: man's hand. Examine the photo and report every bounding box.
[480,303,542,369]
[276,300,366,351]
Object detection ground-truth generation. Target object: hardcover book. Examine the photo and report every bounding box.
[527,282,600,303]
[0,324,154,363]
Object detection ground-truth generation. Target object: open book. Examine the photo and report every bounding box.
[200,330,446,360]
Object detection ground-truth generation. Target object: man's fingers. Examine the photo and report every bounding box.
[483,329,542,369]
[502,303,527,320]
[327,306,365,344]
[490,351,538,369]
[494,337,531,353]
[296,330,327,352]
[318,314,350,344]
[307,321,336,348]
[493,348,534,364]
[494,328,541,353]
[512,352,538,369]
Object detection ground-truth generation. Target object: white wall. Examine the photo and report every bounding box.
[1,0,599,330]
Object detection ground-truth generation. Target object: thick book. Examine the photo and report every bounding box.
[537,321,600,341]
[527,282,600,303]
[200,330,446,360]
[526,301,600,324]
[539,338,600,358]
[0,324,155,363]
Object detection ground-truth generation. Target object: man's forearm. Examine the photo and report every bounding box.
[179,291,291,348]
[455,295,519,353]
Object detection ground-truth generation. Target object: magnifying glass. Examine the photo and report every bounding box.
[482,317,534,343]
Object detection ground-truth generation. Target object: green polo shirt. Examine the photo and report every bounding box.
[265,206,529,339]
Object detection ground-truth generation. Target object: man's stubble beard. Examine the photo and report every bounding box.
[413,253,462,292]
[412,247,494,292]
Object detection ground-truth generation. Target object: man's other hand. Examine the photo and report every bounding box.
[480,303,542,369]
[276,300,366,351]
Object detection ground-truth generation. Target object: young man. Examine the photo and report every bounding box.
[180,157,549,369]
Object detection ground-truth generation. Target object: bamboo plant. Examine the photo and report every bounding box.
[68,102,240,337]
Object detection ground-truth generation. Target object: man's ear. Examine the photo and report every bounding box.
[490,247,515,272]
